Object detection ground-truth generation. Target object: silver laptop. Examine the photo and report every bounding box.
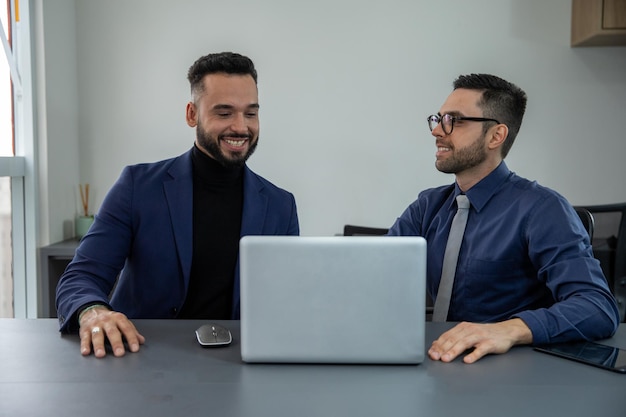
[239,235,427,364]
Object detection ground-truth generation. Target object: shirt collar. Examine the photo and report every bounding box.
[454,161,511,213]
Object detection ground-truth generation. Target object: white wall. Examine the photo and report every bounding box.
[39,0,626,242]
[36,0,80,244]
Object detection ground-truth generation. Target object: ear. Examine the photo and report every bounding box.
[185,102,198,127]
[487,124,508,150]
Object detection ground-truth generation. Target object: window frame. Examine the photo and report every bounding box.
[0,0,38,318]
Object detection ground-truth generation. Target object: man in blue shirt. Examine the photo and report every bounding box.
[388,74,619,364]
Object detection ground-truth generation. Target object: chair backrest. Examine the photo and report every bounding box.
[574,206,595,240]
[343,225,389,236]
[576,203,626,322]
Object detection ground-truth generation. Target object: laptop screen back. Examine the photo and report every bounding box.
[239,236,426,364]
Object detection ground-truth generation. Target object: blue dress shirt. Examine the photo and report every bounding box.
[388,162,619,345]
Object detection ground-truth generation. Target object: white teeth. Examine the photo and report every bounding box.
[225,139,245,146]
[438,147,450,151]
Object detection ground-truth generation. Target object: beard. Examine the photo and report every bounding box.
[436,134,487,174]
[195,122,258,169]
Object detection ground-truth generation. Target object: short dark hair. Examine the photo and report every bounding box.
[187,52,258,97]
[453,74,527,158]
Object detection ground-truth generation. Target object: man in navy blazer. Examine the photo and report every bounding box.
[56,52,299,358]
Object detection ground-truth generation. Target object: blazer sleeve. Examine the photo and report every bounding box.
[55,166,136,332]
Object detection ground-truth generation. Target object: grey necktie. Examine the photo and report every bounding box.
[432,194,470,322]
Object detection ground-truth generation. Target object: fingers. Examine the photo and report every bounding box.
[114,318,146,354]
[91,325,108,358]
[102,324,127,357]
[79,323,107,357]
[428,322,477,362]
[428,320,530,364]
[79,325,94,356]
[79,309,145,358]
[461,345,488,364]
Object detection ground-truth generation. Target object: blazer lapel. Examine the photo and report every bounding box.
[164,150,194,283]
[240,166,268,236]
[232,166,267,319]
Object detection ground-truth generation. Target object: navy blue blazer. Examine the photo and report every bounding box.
[56,149,299,332]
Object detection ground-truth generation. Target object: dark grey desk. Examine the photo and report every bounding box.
[1,320,625,417]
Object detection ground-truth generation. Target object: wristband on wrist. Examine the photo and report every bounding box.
[78,303,107,324]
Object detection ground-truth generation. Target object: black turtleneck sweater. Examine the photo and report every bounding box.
[178,145,244,319]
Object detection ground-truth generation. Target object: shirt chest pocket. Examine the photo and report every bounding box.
[461,258,533,307]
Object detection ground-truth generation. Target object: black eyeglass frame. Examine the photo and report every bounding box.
[427,113,500,135]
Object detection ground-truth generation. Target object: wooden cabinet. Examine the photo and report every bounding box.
[571,0,626,46]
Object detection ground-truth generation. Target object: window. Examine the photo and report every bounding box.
[0,0,14,317]
[0,177,11,316]
[1,0,37,318]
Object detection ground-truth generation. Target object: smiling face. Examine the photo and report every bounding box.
[431,88,507,190]
[186,73,259,168]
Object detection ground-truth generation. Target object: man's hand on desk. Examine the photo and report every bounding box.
[78,306,145,358]
[428,318,533,364]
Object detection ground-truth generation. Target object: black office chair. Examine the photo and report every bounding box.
[575,203,626,322]
[343,225,389,236]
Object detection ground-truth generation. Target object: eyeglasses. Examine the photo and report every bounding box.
[427,113,500,135]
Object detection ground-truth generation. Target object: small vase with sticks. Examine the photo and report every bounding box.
[75,183,94,239]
